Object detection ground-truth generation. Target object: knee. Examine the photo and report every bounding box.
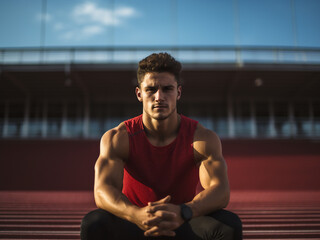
[222,211,243,240]
[217,222,234,240]
[227,211,242,233]
[207,221,234,240]
[80,209,111,240]
[190,216,234,240]
[207,210,243,240]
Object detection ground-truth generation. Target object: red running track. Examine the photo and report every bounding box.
[1,191,320,239]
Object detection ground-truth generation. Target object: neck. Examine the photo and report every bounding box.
[142,112,181,146]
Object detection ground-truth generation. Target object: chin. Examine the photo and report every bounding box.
[144,106,177,121]
[153,109,176,121]
[153,115,169,121]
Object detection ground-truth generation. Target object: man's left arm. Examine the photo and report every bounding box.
[188,125,230,218]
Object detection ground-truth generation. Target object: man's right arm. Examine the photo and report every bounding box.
[94,123,143,225]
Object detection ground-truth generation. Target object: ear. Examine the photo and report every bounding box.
[135,87,143,102]
[177,85,182,101]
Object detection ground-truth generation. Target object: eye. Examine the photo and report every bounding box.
[146,87,156,93]
[163,86,174,92]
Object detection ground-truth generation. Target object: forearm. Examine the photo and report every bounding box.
[187,183,230,218]
[94,184,139,222]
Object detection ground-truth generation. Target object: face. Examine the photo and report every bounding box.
[136,72,181,121]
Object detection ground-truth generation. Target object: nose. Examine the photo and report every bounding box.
[155,89,164,102]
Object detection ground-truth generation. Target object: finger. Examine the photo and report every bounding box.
[143,211,176,226]
[144,226,176,237]
[146,209,177,221]
[154,210,176,219]
[162,230,176,237]
[144,226,160,237]
[142,212,178,229]
[142,215,162,227]
[148,195,171,206]
[158,220,180,230]
[147,205,177,218]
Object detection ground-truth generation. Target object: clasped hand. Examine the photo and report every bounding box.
[139,195,184,237]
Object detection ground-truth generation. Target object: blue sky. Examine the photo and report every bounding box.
[0,0,320,48]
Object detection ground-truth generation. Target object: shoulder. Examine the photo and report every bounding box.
[101,122,128,144]
[100,122,129,161]
[194,123,221,143]
[193,123,223,163]
[180,114,198,127]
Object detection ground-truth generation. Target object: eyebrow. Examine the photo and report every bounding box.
[144,84,175,88]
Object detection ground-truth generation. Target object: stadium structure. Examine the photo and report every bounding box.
[1,46,320,239]
[1,46,320,140]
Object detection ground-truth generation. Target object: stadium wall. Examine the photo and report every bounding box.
[0,139,319,191]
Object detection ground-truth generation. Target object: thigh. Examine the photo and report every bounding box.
[81,208,145,240]
[208,209,242,240]
[187,215,233,240]
[183,209,242,240]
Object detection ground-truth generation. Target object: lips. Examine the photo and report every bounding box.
[153,104,168,109]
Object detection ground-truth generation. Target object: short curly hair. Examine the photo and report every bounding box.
[137,52,182,87]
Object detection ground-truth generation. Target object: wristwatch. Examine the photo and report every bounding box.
[180,204,193,221]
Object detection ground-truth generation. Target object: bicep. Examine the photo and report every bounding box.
[94,155,124,191]
[199,157,228,189]
[94,128,128,192]
[195,126,229,190]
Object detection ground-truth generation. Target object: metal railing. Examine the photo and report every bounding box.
[1,46,320,65]
[2,116,319,139]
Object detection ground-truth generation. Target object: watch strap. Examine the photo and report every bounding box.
[180,203,193,221]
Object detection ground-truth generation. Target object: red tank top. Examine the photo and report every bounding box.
[123,114,199,207]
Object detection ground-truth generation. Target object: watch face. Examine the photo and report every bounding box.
[181,204,193,221]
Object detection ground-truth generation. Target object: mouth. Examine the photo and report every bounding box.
[153,104,168,109]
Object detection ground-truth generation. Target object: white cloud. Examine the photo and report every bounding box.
[60,25,104,41]
[82,25,104,35]
[72,2,136,26]
[54,2,137,41]
[114,7,136,17]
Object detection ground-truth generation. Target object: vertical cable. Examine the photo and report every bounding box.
[171,0,178,47]
[41,0,47,47]
[233,0,240,46]
[291,0,298,46]
[110,0,115,47]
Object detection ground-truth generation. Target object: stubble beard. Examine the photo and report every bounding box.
[145,105,177,121]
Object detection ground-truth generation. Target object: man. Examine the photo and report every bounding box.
[81,53,242,240]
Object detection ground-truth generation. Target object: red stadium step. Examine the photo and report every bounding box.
[243,230,320,239]
[1,191,320,239]
[0,231,80,239]
[0,219,80,224]
[243,223,320,230]
[0,225,80,231]
[243,218,320,224]
[0,215,83,220]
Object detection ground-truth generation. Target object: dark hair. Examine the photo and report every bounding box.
[137,52,182,87]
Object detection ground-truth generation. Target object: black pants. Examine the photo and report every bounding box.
[80,208,242,240]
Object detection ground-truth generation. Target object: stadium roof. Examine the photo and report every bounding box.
[1,46,320,103]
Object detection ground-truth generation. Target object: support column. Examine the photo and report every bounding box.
[83,97,90,138]
[227,96,235,138]
[250,100,257,138]
[21,96,30,137]
[309,99,314,137]
[42,100,48,138]
[269,99,276,137]
[3,100,9,137]
[288,102,295,137]
[61,101,68,137]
